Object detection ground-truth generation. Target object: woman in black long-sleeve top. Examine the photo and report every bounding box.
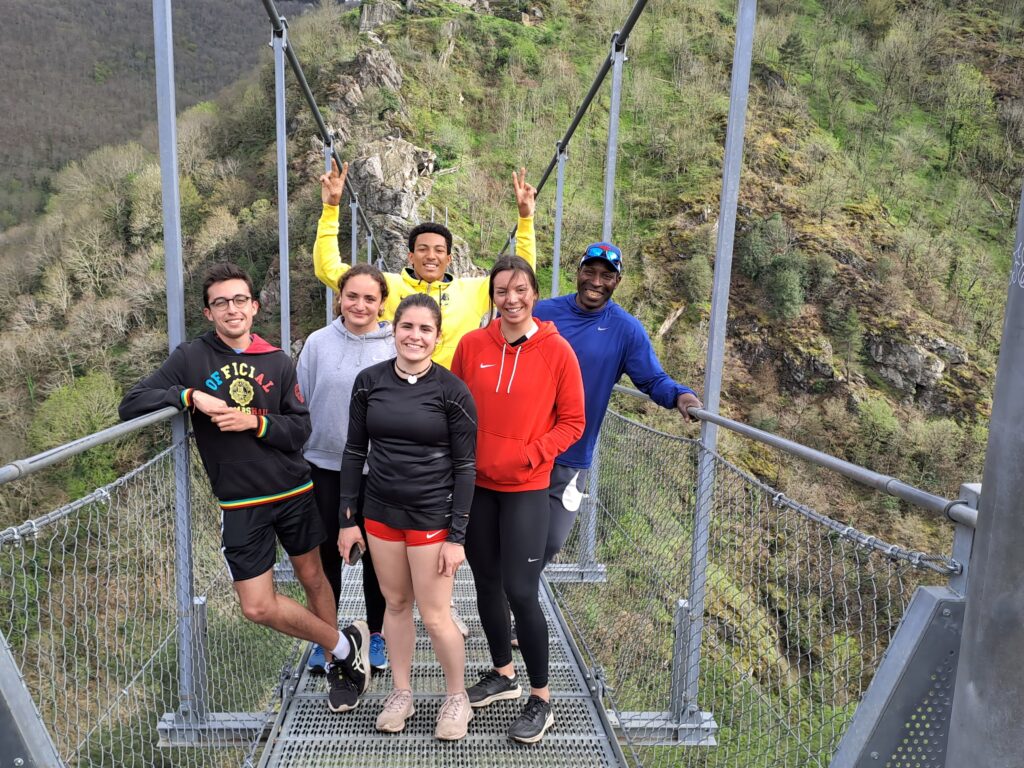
[339,294,477,741]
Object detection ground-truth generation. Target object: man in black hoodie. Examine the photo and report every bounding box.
[120,262,370,713]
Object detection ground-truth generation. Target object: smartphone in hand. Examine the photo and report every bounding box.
[348,541,364,565]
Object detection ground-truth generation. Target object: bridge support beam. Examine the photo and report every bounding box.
[947,182,1024,766]
[153,0,201,724]
[324,139,335,324]
[273,21,291,353]
[684,0,758,716]
[551,141,568,298]
[601,33,625,242]
[350,198,359,267]
[0,632,63,767]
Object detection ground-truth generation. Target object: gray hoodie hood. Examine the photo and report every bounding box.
[297,319,396,471]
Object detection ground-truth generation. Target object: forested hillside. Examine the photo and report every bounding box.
[0,0,315,228]
[1,0,1021,555]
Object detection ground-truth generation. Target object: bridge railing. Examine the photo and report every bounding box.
[550,408,962,768]
[0,421,301,767]
[1,396,971,767]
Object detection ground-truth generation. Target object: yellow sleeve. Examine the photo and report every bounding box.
[312,204,350,290]
[515,215,536,269]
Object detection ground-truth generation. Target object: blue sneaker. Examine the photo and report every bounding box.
[307,643,327,675]
[369,632,388,671]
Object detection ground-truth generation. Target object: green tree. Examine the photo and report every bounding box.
[832,305,862,378]
[680,253,713,308]
[28,372,123,498]
[940,63,994,170]
[778,31,807,80]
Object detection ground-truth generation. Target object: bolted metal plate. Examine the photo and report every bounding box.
[830,586,963,768]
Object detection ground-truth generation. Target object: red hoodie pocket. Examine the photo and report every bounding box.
[475,429,531,486]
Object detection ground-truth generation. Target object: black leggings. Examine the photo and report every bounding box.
[309,464,385,634]
[465,486,550,689]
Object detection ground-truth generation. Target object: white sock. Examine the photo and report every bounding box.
[331,631,351,662]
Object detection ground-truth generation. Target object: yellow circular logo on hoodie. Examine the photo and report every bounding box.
[229,378,254,407]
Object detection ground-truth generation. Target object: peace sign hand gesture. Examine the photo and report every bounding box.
[320,158,349,206]
[512,167,537,219]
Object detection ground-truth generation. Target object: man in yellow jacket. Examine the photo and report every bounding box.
[313,160,537,369]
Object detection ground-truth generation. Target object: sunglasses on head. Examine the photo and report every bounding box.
[584,244,622,267]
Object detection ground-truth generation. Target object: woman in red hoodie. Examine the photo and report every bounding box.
[451,255,585,744]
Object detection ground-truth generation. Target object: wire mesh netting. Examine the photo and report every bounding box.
[0,437,300,767]
[550,410,955,768]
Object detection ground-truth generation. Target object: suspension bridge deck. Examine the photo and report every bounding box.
[257,564,625,767]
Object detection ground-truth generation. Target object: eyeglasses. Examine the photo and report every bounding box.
[208,295,252,310]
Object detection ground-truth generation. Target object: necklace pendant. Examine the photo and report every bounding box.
[407,374,418,384]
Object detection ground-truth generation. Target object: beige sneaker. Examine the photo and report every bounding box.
[450,604,470,639]
[375,688,415,733]
[435,691,473,740]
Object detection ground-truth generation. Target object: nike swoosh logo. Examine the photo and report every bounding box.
[598,327,609,331]
[527,557,540,562]
[426,530,443,539]
[480,363,496,368]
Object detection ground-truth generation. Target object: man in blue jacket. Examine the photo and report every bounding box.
[534,242,703,564]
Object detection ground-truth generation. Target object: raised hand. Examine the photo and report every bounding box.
[512,167,537,219]
[320,158,349,206]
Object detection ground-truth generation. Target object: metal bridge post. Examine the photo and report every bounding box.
[153,0,201,722]
[669,599,690,722]
[367,233,374,266]
[581,446,600,569]
[684,0,757,715]
[552,141,568,298]
[191,597,210,719]
[947,182,1024,767]
[350,198,359,267]
[0,631,63,766]
[948,483,978,598]
[273,22,291,353]
[324,140,335,325]
[601,33,626,243]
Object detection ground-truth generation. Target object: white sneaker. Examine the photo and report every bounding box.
[375,688,415,733]
[435,691,473,740]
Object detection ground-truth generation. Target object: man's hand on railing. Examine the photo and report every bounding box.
[320,158,349,206]
[676,392,703,423]
[513,167,536,219]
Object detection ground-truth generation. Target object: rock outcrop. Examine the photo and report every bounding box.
[359,0,401,32]
[865,332,972,414]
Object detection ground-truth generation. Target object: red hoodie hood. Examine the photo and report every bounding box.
[482,319,560,394]
[201,331,281,355]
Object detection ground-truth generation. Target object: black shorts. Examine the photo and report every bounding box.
[221,491,326,582]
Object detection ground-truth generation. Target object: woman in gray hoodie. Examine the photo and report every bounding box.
[297,263,395,697]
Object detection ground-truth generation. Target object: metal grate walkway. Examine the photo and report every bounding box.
[258,564,625,767]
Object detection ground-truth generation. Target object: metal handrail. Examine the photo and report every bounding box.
[497,0,651,255]
[612,384,979,529]
[0,406,179,486]
[259,0,377,240]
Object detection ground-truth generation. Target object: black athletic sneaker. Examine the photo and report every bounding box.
[508,695,554,744]
[337,620,371,695]
[327,661,361,712]
[467,669,522,708]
